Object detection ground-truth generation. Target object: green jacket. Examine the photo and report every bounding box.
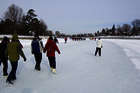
[8,42,25,62]
[7,34,26,62]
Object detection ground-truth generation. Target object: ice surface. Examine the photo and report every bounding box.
[0,38,140,93]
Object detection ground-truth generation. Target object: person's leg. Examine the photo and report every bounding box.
[38,53,42,70]
[34,53,40,70]
[95,47,98,56]
[51,57,56,69]
[12,62,18,80]
[49,56,56,73]
[6,61,18,84]
[2,59,8,76]
[48,57,53,69]
[99,48,101,56]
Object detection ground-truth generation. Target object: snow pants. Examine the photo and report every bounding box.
[7,61,18,82]
[34,53,42,70]
[48,56,56,69]
[95,47,101,56]
[1,59,8,76]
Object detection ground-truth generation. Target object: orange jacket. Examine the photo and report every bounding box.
[44,39,60,57]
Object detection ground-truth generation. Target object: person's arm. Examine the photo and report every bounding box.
[55,44,60,54]
[5,45,8,59]
[40,41,44,48]
[31,41,34,54]
[101,40,103,48]
[43,42,48,53]
[57,39,59,43]
[18,45,26,61]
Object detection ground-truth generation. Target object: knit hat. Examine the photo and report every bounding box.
[12,33,18,41]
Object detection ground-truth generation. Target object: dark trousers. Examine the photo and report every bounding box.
[1,59,8,76]
[34,53,42,70]
[7,61,18,82]
[0,59,1,66]
[95,47,101,56]
[48,56,56,69]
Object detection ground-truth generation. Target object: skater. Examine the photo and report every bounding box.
[43,36,60,73]
[95,38,103,56]
[0,36,10,76]
[54,37,59,44]
[31,34,44,71]
[64,37,67,43]
[6,34,26,84]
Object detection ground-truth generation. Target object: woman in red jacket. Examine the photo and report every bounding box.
[43,36,60,73]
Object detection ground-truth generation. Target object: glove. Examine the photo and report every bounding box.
[101,45,103,48]
[58,51,61,54]
[31,51,34,54]
[24,57,27,62]
[43,48,46,53]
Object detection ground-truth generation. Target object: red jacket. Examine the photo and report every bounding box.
[44,39,60,57]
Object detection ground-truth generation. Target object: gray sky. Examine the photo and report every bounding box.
[0,0,140,34]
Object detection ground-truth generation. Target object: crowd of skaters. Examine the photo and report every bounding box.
[0,34,60,85]
[0,34,102,85]
[71,37,86,41]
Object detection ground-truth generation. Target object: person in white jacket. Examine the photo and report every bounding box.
[95,38,102,56]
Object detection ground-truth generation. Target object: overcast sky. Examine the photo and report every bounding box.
[0,0,140,34]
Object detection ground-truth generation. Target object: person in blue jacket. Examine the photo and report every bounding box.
[31,35,44,71]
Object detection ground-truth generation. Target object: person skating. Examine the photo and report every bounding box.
[64,37,67,43]
[95,38,103,56]
[54,37,59,44]
[6,34,26,84]
[43,36,60,73]
[0,36,10,76]
[31,35,44,71]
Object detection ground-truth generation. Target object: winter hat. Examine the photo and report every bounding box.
[2,36,9,43]
[12,33,18,41]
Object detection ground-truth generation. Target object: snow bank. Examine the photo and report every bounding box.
[106,39,140,70]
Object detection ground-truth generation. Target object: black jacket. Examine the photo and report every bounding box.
[0,42,8,61]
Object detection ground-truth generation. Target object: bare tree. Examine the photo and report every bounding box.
[4,4,24,23]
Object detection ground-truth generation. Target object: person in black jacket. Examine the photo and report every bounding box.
[0,36,10,76]
[54,37,59,44]
[31,35,44,71]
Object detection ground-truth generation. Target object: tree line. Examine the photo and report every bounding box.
[94,19,140,36]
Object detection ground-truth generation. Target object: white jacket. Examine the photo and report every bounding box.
[96,39,102,48]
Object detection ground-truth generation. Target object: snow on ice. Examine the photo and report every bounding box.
[0,38,140,93]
